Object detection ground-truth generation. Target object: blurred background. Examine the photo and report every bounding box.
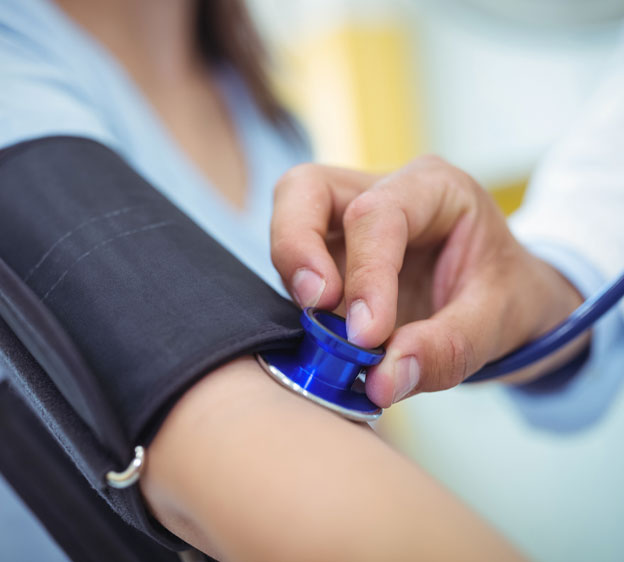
[244,0,624,561]
[2,1,623,561]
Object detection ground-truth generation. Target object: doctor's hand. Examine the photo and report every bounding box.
[271,157,586,407]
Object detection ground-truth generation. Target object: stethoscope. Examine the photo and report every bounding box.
[259,271,624,422]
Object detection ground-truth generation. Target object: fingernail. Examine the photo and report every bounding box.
[347,299,372,342]
[292,269,325,308]
[393,356,420,403]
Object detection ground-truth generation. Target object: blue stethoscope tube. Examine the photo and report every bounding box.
[466,270,624,382]
[259,271,624,421]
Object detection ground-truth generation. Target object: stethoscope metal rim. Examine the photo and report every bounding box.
[256,353,382,422]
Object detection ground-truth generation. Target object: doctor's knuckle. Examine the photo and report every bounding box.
[276,163,325,197]
[271,235,299,263]
[343,190,388,229]
[442,329,474,387]
[348,260,386,288]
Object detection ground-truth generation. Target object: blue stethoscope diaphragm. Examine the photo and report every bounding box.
[258,307,384,422]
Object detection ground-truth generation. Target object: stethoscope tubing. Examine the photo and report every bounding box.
[465,270,624,382]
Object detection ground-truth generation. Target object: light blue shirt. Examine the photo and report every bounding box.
[0,0,310,294]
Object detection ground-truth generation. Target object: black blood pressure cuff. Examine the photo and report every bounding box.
[0,136,302,549]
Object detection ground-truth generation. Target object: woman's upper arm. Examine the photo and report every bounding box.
[141,356,526,562]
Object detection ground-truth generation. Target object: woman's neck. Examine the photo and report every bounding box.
[55,0,202,91]
[55,0,249,210]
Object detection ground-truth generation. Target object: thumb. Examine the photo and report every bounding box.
[365,281,509,407]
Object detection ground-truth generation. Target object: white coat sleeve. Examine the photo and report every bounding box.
[506,40,624,432]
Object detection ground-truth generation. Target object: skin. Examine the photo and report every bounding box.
[54,1,529,559]
[270,159,590,406]
[140,357,526,562]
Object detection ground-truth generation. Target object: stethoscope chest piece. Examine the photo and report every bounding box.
[258,307,384,422]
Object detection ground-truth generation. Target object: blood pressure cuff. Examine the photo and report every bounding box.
[0,136,302,549]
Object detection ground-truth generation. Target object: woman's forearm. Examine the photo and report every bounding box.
[140,357,525,562]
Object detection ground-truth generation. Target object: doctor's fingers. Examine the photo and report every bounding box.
[342,157,477,349]
[271,163,379,309]
[365,277,512,406]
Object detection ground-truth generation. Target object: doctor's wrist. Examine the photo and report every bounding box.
[499,253,589,385]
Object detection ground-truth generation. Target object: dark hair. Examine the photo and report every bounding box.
[196,0,290,129]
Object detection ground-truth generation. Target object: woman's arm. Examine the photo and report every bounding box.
[141,357,525,562]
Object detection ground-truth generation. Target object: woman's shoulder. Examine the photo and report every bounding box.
[0,0,117,150]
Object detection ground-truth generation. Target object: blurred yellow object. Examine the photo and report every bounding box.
[490,178,528,216]
[283,21,424,172]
